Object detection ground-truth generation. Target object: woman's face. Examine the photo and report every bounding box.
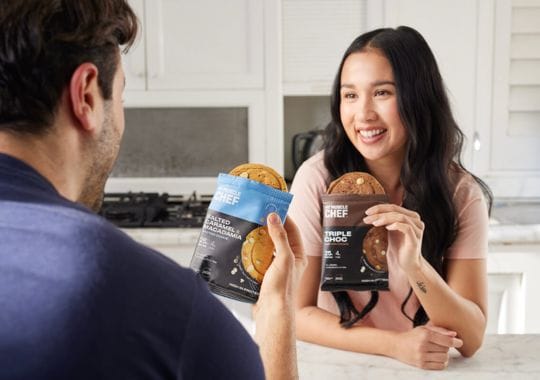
[339,49,407,165]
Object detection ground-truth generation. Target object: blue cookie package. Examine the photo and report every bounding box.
[190,173,293,303]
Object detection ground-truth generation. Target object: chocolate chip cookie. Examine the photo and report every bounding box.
[240,226,274,283]
[229,163,288,191]
[362,226,388,271]
[327,172,385,195]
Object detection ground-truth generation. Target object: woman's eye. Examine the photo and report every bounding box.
[342,93,357,100]
[374,89,390,97]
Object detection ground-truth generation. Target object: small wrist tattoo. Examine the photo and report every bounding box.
[416,281,427,293]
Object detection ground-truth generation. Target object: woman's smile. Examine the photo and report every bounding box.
[358,127,388,144]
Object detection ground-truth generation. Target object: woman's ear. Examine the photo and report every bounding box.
[68,63,102,133]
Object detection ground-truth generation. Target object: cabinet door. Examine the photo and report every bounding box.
[383,0,479,170]
[487,273,525,334]
[490,1,540,171]
[282,0,366,95]
[473,0,540,197]
[488,246,540,333]
[144,0,264,90]
[123,0,147,91]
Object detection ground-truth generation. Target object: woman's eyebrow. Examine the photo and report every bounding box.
[340,80,396,89]
[372,80,395,86]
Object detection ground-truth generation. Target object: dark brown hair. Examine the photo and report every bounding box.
[0,0,138,134]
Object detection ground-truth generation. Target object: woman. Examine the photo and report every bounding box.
[289,26,492,370]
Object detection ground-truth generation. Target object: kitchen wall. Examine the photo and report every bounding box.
[112,107,248,177]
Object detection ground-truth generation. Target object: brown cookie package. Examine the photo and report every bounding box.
[320,172,389,291]
[190,163,292,303]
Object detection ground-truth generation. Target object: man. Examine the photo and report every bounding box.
[0,1,305,379]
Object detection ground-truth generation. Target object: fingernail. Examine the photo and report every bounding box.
[365,208,374,215]
[363,216,372,223]
[268,213,281,225]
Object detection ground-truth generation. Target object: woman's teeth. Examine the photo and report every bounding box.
[360,129,385,138]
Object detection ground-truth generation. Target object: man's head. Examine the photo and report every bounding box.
[0,0,138,210]
[0,0,137,134]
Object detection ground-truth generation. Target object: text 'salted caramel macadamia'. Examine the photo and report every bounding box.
[190,163,292,303]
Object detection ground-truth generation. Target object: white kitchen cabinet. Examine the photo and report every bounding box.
[487,244,540,333]
[487,272,525,334]
[124,0,264,91]
[475,0,540,197]
[120,0,284,175]
[282,0,367,95]
[123,0,146,91]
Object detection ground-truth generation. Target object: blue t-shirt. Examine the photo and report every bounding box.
[0,153,265,380]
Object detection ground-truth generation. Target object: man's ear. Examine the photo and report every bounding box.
[68,63,102,133]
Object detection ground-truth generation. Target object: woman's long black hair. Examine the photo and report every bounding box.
[324,26,493,327]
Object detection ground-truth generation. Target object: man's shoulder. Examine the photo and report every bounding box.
[2,196,199,292]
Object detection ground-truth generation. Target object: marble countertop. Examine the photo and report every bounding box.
[297,334,540,379]
[120,198,540,246]
[122,228,201,246]
[489,200,540,245]
[122,223,540,247]
[488,223,540,245]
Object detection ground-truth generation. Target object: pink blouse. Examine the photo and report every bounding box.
[289,151,489,332]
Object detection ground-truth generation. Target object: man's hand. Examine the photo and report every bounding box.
[255,213,307,309]
[253,213,306,380]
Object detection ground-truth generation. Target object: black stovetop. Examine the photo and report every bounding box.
[99,192,211,228]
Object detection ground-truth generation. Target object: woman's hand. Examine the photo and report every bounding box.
[391,325,463,370]
[364,204,424,274]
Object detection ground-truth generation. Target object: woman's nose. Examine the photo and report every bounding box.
[354,97,378,123]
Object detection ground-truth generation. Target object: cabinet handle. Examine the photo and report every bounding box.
[473,131,481,151]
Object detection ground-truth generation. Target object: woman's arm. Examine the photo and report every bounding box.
[364,204,488,357]
[295,256,396,355]
[405,257,487,356]
[296,256,463,369]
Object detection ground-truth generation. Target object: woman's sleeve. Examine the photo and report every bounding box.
[445,176,490,260]
[288,154,328,257]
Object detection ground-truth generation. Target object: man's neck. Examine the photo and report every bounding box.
[0,130,81,202]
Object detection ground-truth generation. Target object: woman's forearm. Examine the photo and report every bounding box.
[296,306,398,357]
[407,258,486,356]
